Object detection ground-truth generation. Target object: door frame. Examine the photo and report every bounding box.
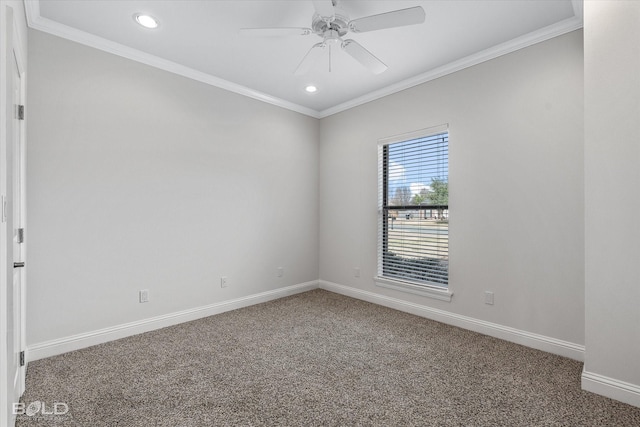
[14,13,27,397]
[1,3,27,426]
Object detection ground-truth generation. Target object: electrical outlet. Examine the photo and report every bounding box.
[139,289,149,303]
[484,291,494,305]
[277,267,284,277]
[354,267,361,278]
[220,276,228,288]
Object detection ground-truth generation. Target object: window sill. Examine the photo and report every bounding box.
[374,276,453,302]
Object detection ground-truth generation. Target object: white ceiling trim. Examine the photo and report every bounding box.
[25,1,583,120]
[319,15,583,118]
[23,0,322,119]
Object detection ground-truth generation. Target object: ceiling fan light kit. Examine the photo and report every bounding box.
[241,0,426,75]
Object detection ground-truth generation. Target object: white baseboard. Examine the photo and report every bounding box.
[319,280,585,361]
[582,367,640,408]
[28,280,319,361]
[28,280,586,365]
[24,279,640,409]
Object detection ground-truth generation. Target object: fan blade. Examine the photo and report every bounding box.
[349,6,425,33]
[294,43,326,76]
[240,27,312,37]
[342,39,387,74]
[312,0,335,18]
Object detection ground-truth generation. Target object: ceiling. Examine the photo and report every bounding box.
[25,1,583,118]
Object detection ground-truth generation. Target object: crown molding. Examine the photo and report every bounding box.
[25,0,582,121]
[318,15,583,118]
[24,0,322,119]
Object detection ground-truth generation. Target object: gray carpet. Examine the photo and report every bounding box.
[16,289,640,426]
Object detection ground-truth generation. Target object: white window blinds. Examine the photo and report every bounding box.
[378,128,449,288]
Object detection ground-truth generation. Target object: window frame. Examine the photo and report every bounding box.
[375,124,453,302]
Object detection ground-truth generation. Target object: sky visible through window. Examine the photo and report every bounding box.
[387,133,449,206]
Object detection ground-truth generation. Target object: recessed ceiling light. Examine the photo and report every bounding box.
[305,85,318,93]
[134,14,159,29]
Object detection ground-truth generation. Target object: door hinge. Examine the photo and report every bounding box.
[17,228,24,243]
[19,351,25,367]
[17,105,24,120]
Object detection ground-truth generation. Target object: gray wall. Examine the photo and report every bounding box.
[319,30,585,346]
[26,30,319,345]
[27,28,585,352]
[584,0,640,402]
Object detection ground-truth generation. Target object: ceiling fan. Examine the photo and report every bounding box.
[240,0,426,75]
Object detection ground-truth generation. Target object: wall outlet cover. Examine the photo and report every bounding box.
[484,291,494,305]
[139,290,149,303]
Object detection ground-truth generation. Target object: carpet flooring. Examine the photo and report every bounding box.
[16,289,640,426]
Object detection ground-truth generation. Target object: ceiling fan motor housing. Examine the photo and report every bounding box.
[311,8,349,38]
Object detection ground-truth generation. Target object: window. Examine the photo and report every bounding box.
[377,125,450,300]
